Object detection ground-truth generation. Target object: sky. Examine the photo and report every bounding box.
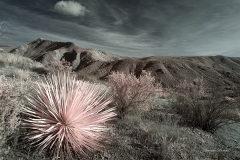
[0,0,240,57]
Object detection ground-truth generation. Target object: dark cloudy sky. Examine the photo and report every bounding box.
[0,0,240,57]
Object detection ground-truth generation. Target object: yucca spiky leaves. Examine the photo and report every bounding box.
[22,72,116,158]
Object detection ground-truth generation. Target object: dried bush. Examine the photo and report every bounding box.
[0,75,29,147]
[22,72,116,159]
[44,58,73,75]
[169,78,240,133]
[108,70,164,117]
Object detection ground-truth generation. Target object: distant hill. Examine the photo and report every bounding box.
[10,38,240,92]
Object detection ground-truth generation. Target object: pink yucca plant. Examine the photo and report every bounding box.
[22,72,116,159]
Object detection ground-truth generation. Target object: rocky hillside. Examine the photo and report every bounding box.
[10,39,240,91]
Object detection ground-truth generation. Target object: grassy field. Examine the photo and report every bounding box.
[0,50,239,160]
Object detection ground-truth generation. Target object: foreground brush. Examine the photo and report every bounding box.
[22,72,116,159]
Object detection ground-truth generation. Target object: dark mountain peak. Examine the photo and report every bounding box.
[10,38,123,64]
[29,38,75,51]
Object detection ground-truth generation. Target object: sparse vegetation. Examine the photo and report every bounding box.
[99,111,237,160]
[0,52,43,69]
[0,75,33,159]
[0,52,239,159]
[168,78,240,133]
[0,52,44,80]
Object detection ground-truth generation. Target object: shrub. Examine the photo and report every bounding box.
[0,75,31,157]
[108,70,164,117]
[0,76,22,138]
[22,72,116,159]
[43,58,74,76]
[169,78,240,133]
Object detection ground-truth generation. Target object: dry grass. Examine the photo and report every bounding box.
[0,75,34,159]
[93,109,235,160]
[0,52,45,81]
[0,52,43,69]
[0,67,31,80]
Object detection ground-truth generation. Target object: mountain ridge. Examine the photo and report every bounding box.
[9,38,240,91]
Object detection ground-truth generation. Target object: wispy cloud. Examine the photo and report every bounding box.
[1,0,240,57]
